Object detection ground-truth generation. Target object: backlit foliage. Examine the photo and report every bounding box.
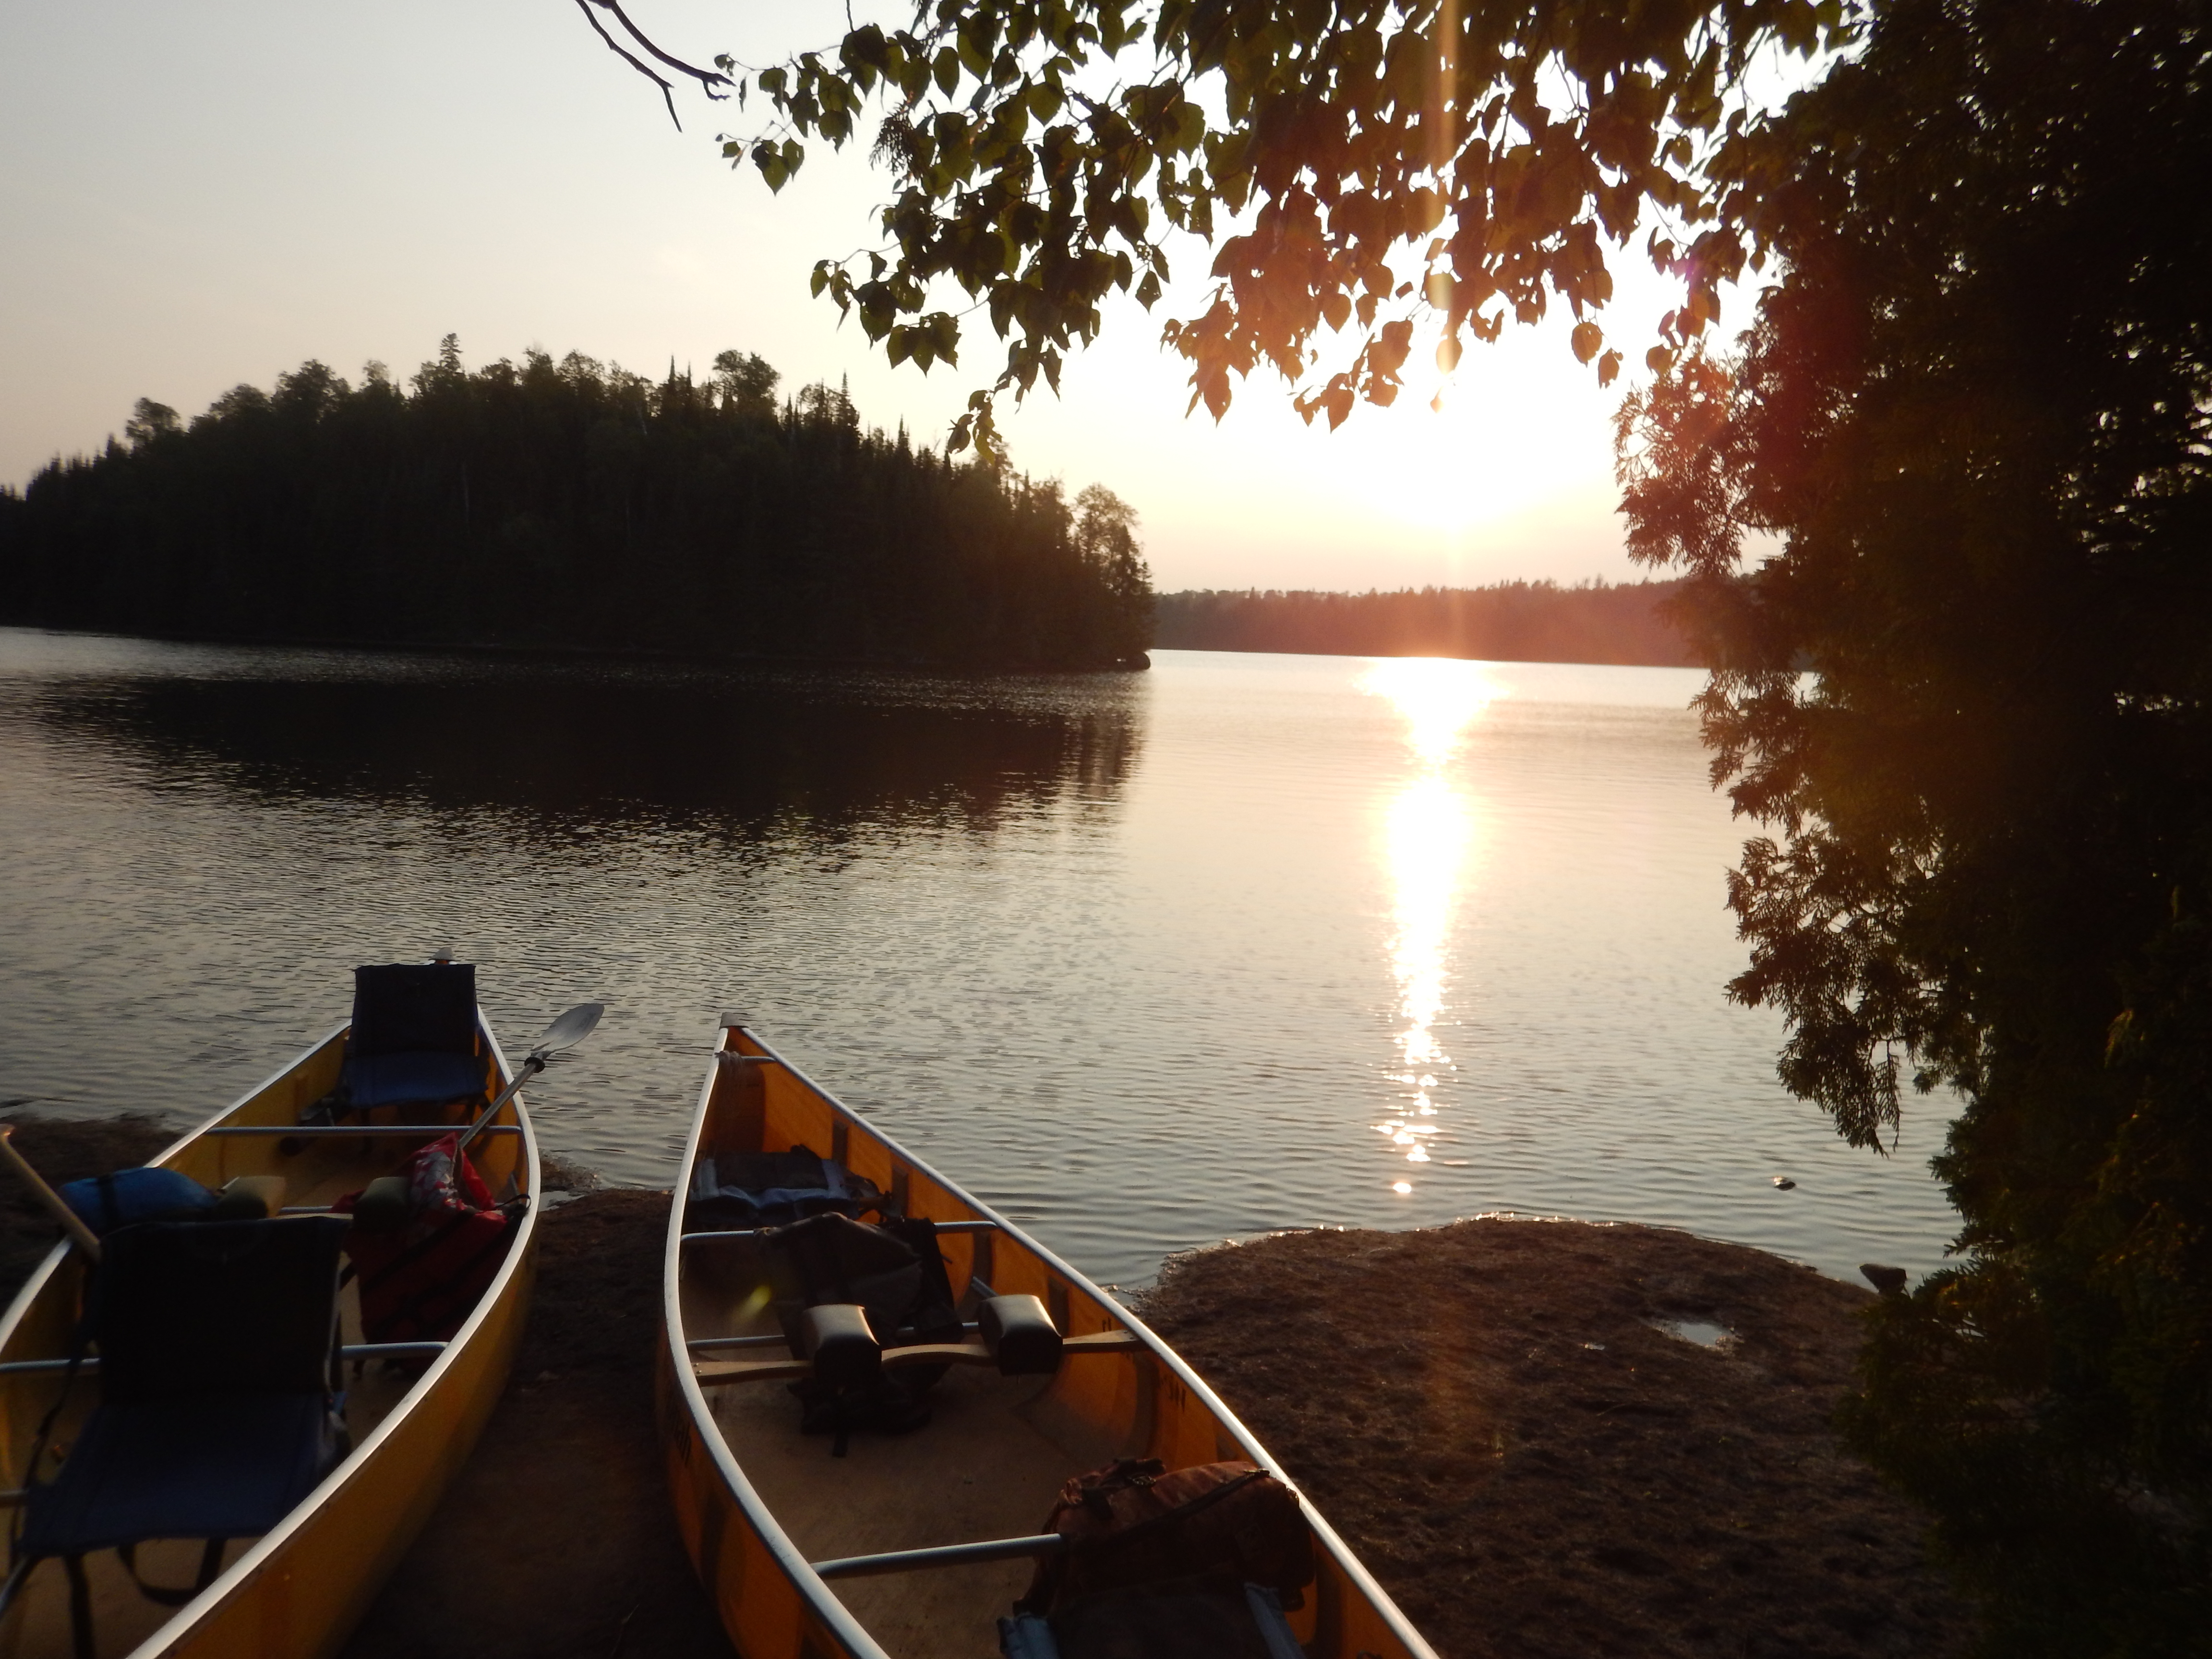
[714,0,1854,456]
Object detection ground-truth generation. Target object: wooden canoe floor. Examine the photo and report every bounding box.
[1137,1218,1979,1659]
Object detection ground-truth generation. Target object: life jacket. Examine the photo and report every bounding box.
[687,1149,885,1228]
[336,1134,516,1345]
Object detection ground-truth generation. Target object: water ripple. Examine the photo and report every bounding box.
[0,630,1957,1288]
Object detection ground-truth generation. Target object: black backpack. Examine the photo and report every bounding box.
[760,1211,964,1451]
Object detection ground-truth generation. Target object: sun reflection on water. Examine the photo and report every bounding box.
[1358,658,1500,1193]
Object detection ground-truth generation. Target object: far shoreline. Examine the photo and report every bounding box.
[5,615,1728,676]
[0,620,1152,676]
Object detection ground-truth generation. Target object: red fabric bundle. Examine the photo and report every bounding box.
[337,1133,514,1344]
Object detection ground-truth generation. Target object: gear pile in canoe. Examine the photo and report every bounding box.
[660,1018,1438,1659]
[0,962,600,1659]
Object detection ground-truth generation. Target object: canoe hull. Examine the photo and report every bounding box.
[660,1022,1435,1659]
[0,1019,541,1659]
[657,1348,850,1659]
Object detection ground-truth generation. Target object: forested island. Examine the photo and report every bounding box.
[1155,579,1695,666]
[0,340,1152,670]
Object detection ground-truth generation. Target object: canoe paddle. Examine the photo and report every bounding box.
[0,1125,105,1262]
[455,1002,603,1154]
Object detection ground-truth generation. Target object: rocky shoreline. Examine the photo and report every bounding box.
[0,1117,1970,1657]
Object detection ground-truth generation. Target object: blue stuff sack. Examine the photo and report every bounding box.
[685,1151,885,1228]
[58,1167,216,1235]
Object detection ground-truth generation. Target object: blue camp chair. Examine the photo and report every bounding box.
[6,1217,352,1657]
[340,962,487,1113]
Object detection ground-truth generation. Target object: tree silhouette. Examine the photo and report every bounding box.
[1616,4,2212,1647]
[0,341,1152,671]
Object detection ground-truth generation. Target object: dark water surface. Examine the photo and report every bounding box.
[0,629,1956,1286]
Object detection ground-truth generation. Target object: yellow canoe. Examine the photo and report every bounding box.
[0,1014,539,1659]
[659,1018,1439,1659]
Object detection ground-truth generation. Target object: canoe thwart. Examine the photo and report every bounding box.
[343,1341,452,1362]
[809,1531,1069,1581]
[688,1320,983,1353]
[0,1340,449,1378]
[203,1124,522,1138]
[692,1328,1140,1387]
[680,1216,998,1247]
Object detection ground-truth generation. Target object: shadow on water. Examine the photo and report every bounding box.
[30,656,1146,835]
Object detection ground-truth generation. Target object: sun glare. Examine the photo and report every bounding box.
[1310,315,1623,542]
[1360,657,1503,766]
[1360,657,1497,1192]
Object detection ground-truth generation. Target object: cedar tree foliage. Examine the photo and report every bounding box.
[1618,1,2212,1651]
[593,0,2212,1647]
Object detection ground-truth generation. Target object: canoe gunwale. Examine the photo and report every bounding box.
[664,1023,1441,1659]
[0,1012,541,1659]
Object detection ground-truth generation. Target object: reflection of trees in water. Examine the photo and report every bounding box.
[38,664,1143,840]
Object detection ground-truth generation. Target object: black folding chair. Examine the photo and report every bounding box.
[6,1217,352,1658]
[338,962,487,1113]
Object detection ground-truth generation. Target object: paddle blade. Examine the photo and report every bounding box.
[531,1001,604,1059]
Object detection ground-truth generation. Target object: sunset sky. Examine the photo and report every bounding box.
[1,0,1712,593]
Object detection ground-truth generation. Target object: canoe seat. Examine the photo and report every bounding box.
[334,963,486,1114]
[342,1050,486,1111]
[18,1393,340,1554]
[7,1218,352,1651]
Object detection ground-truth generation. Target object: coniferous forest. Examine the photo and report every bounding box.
[1155,580,1695,666]
[0,339,1154,670]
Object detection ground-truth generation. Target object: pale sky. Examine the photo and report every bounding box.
[0,1,1710,593]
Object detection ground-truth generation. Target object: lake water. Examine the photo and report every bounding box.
[0,628,1958,1288]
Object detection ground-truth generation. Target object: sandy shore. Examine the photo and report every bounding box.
[337,1185,731,1659]
[1138,1218,1974,1658]
[0,1118,1971,1657]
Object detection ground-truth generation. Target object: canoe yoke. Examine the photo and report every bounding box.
[692,1294,1142,1390]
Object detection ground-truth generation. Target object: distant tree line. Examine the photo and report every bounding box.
[1154,580,1696,666]
[0,338,1153,670]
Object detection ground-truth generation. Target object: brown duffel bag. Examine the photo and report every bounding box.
[1019,1456,1315,1615]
